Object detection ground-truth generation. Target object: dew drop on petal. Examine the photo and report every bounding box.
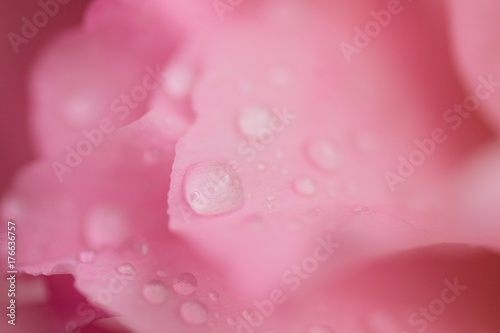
[184,163,244,216]
[84,205,129,250]
[173,272,197,295]
[208,292,219,301]
[267,195,276,201]
[143,149,161,165]
[121,237,149,257]
[257,162,267,171]
[306,140,340,171]
[308,325,335,333]
[156,269,169,277]
[78,250,95,264]
[142,281,169,304]
[116,263,137,276]
[163,64,194,99]
[293,177,317,196]
[180,301,208,325]
[351,205,370,215]
[237,105,273,137]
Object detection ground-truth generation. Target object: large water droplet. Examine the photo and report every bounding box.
[84,205,129,250]
[306,140,340,171]
[308,325,335,333]
[180,301,208,325]
[116,263,137,276]
[237,105,273,137]
[293,177,317,196]
[142,281,169,304]
[184,163,244,216]
[173,272,197,295]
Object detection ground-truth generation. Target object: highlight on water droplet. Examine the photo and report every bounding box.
[293,176,317,196]
[142,281,169,304]
[257,162,267,171]
[173,272,197,295]
[306,140,340,171]
[180,301,208,325]
[84,205,129,250]
[237,104,273,138]
[116,263,137,276]
[183,162,244,216]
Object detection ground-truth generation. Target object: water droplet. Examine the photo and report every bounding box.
[173,272,197,295]
[143,149,161,164]
[267,195,276,201]
[78,250,95,264]
[184,162,244,216]
[84,205,129,250]
[351,205,370,215]
[308,325,335,333]
[116,263,137,276]
[142,281,169,304]
[237,105,273,137]
[208,292,219,301]
[156,269,169,277]
[163,64,194,99]
[293,177,317,196]
[269,67,291,87]
[121,237,149,257]
[257,162,267,171]
[180,301,208,325]
[306,140,340,171]
[226,316,236,325]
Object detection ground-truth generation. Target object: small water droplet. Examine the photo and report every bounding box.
[267,195,276,201]
[116,263,137,276]
[308,325,335,333]
[143,149,161,164]
[184,162,244,216]
[351,205,370,215]
[237,105,273,137]
[142,281,169,304]
[293,177,317,196]
[78,250,95,264]
[306,140,340,171]
[180,301,208,325]
[163,64,194,99]
[84,205,129,250]
[208,292,219,301]
[121,237,149,257]
[226,316,236,325]
[173,272,197,295]
[156,269,169,277]
[257,162,267,171]
[269,67,291,87]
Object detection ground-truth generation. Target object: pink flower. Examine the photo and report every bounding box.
[2,0,500,332]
